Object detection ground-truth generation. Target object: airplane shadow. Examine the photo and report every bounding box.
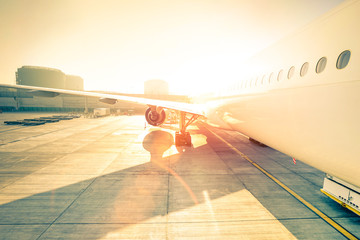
[0,127,246,239]
[1,125,353,239]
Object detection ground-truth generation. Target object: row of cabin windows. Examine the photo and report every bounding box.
[242,50,351,88]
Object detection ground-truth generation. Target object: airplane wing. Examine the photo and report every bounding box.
[0,83,205,146]
[0,83,205,116]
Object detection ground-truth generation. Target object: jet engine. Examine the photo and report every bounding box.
[145,107,166,126]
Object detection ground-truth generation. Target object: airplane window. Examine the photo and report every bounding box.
[277,69,284,81]
[288,66,295,79]
[300,62,309,77]
[336,50,351,69]
[269,72,274,83]
[316,57,327,73]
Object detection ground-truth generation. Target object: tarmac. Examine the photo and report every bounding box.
[0,112,359,240]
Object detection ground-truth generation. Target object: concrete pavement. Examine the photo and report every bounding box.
[0,113,358,239]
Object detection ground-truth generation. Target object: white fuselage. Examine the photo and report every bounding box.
[205,0,360,188]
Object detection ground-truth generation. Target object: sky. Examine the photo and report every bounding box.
[0,0,344,94]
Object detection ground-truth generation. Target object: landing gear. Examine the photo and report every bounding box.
[145,105,200,147]
[175,111,199,147]
[175,131,192,146]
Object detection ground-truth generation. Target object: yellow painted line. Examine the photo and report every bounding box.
[203,125,359,240]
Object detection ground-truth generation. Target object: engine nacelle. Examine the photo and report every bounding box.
[145,107,166,126]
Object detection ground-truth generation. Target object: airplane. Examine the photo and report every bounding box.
[0,0,359,216]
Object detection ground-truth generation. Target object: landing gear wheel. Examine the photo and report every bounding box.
[185,132,191,146]
[175,132,181,146]
[175,132,192,146]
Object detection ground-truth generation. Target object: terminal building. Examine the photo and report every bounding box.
[16,66,84,91]
[0,67,188,113]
